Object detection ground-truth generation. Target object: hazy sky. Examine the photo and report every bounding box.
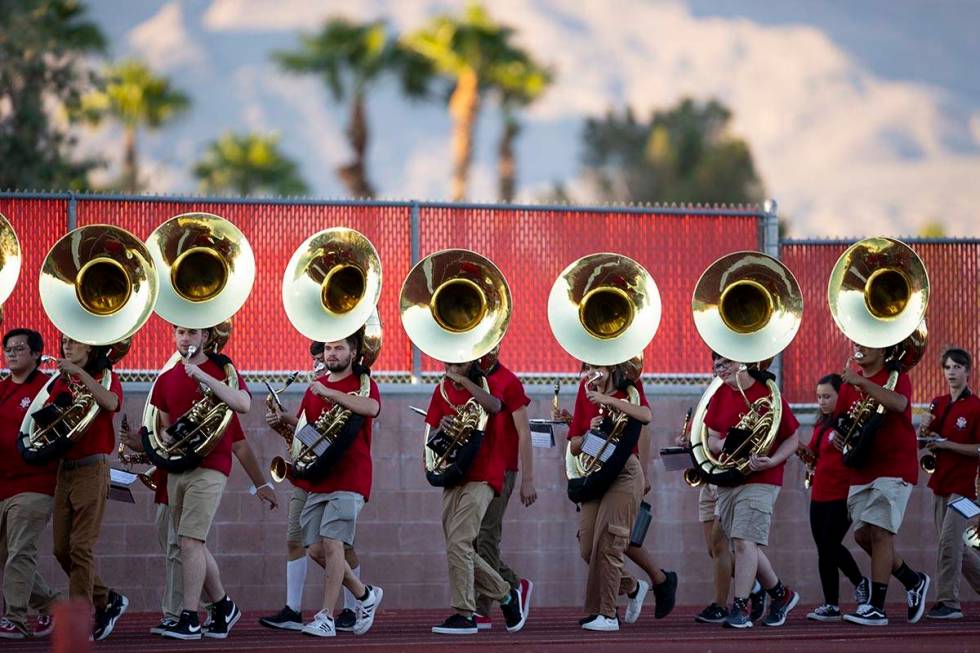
[79,0,980,237]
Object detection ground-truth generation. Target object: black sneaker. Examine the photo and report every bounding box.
[500,587,527,633]
[694,603,728,624]
[854,576,870,605]
[843,604,888,626]
[653,571,678,619]
[259,606,304,631]
[926,602,963,620]
[150,617,179,635]
[906,572,930,624]
[749,581,766,622]
[205,597,241,639]
[432,614,478,635]
[161,612,203,640]
[92,591,129,641]
[763,589,799,627]
[335,608,356,632]
[723,606,752,629]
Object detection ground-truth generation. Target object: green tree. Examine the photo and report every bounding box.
[495,57,552,203]
[582,99,764,205]
[404,2,541,201]
[0,0,106,190]
[192,132,309,197]
[76,60,190,192]
[274,18,431,198]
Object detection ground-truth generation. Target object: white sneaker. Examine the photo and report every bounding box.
[352,585,383,635]
[624,579,649,624]
[581,614,619,631]
[302,611,336,637]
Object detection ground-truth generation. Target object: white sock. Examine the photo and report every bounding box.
[286,557,308,612]
[343,565,361,611]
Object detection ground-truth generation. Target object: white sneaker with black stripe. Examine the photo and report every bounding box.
[353,585,383,635]
[843,603,888,626]
[302,610,336,637]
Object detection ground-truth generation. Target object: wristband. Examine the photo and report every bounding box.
[249,482,272,495]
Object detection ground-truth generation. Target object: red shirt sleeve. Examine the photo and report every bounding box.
[894,371,913,412]
[108,372,123,413]
[425,388,449,428]
[369,379,381,416]
[500,373,530,414]
[150,371,169,414]
[776,397,800,442]
[634,381,649,407]
[567,382,593,439]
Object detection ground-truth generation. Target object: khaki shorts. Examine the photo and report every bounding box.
[698,484,720,523]
[847,477,912,534]
[168,467,227,542]
[717,483,780,546]
[287,486,308,544]
[300,491,364,547]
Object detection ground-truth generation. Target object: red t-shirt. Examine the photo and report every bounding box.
[567,379,649,457]
[704,379,799,486]
[152,468,169,505]
[150,358,249,477]
[809,420,850,502]
[0,370,57,500]
[834,369,917,486]
[426,380,504,495]
[292,373,380,500]
[485,364,531,472]
[46,370,123,460]
[926,389,980,499]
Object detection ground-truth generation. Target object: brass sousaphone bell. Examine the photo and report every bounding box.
[274,228,383,481]
[20,225,158,463]
[688,251,803,486]
[400,249,511,480]
[0,213,22,324]
[547,253,662,481]
[141,213,255,472]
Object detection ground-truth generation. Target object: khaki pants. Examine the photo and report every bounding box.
[933,494,980,609]
[442,482,510,616]
[0,492,59,629]
[52,458,110,610]
[154,504,183,620]
[474,469,520,616]
[578,455,642,617]
[168,467,227,542]
[287,486,308,544]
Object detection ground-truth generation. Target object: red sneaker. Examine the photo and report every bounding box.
[34,614,54,638]
[0,618,27,640]
[474,614,492,630]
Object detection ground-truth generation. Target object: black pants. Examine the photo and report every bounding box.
[809,499,863,605]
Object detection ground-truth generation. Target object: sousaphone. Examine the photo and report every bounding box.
[275,228,383,481]
[141,213,255,472]
[688,251,803,486]
[0,213,22,325]
[400,249,511,486]
[20,225,157,463]
[547,253,661,500]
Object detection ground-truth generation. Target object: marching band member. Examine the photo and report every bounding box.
[295,335,383,638]
[568,362,658,631]
[0,329,58,640]
[801,373,868,622]
[705,353,800,629]
[47,335,128,640]
[921,347,980,619]
[835,343,929,626]
[426,360,529,635]
[153,325,277,640]
[473,347,536,629]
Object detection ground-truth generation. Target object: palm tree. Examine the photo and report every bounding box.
[192,131,309,197]
[494,57,551,203]
[403,2,539,201]
[273,18,431,198]
[76,59,189,192]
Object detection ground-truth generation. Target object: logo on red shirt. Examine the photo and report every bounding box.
[19,397,30,410]
[956,416,968,430]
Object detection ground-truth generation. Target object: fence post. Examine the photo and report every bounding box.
[762,198,783,385]
[67,191,77,231]
[410,200,421,383]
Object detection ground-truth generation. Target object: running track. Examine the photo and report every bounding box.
[8,604,980,653]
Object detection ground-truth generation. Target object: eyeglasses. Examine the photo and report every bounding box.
[3,345,28,355]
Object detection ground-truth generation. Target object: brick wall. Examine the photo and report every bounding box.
[20,391,959,614]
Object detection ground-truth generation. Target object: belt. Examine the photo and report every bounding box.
[60,454,107,470]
